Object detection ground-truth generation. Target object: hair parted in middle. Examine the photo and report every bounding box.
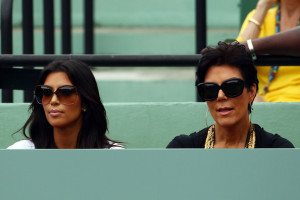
[19,59,120,148]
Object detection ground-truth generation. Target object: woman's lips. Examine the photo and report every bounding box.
[49,109,63,117]
[217,107,233,116]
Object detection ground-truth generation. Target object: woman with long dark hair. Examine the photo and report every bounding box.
[8,60,122,149]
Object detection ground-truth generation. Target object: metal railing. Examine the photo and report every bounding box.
[1,0,95,102]
[1,54,300,67]
[1,0,300,103]
[1,54,300,96]
[0,0,208,103]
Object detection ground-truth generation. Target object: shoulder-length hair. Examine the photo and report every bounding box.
[20,59,119,148]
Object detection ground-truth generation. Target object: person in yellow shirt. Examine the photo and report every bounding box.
[237,0,300,102]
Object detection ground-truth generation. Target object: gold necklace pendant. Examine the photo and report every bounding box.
[204,125,215,149]
[246,124,255,149]
[204,124,256,149]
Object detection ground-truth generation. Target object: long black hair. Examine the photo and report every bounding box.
[20,59,119,148]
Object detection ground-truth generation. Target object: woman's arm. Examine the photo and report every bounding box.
[239,0,277,41]
[242,26,300,102]
[244,26,300,56]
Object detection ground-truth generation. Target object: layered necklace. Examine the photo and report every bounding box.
[204,124,256,149]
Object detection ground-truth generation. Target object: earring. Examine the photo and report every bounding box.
[248,103,253,113]
[82,107,87,112]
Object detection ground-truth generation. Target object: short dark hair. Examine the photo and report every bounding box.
[20,59,119,148]
[196,41,258,112]
[196,41,258,90]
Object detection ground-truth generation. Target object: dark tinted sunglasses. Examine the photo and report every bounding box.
[197,78,247,101]
[35,85,78,105]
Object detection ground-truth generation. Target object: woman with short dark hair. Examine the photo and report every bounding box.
[167,42,294,148]
[8,60,122,149]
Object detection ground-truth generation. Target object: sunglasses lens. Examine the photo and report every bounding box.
[35,85,77,105]
[35,86,52,104]
[42,88,54,104]
[197,78,245,101]
[34,86,43,104]
[198,83,219,101]
[222,79,244,97]
[56,86,77,105]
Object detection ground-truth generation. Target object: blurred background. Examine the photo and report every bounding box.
[0,0,256,103]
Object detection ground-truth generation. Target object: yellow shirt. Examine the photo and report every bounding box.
[237,7,300,102]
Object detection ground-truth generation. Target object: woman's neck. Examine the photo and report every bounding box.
[281,0,300,12]
[280,1,300,31]
[213,119,251,148]
[53,120,82,149]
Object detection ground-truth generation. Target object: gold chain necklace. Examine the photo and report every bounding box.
[204,124,256,149]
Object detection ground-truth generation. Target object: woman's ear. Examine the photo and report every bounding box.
[249,84,257,103]
[82,105,87,112]
[81,101,87,112]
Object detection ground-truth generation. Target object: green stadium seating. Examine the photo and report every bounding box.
[1,102,299,148]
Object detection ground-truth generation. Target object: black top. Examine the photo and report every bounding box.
[166,124,294,148]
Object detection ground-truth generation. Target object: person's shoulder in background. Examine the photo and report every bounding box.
[237,6,278,41]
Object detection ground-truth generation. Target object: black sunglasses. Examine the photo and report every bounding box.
[196,78,247,101]
[35,85,78,105]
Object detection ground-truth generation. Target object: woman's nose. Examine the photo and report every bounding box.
[50,93,60,105]
[217,89,227,101]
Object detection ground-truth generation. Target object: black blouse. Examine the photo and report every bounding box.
[166,124,294,148]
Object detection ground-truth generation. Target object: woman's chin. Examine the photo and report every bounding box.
[48,120,66,129]
[215,119,237,128]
